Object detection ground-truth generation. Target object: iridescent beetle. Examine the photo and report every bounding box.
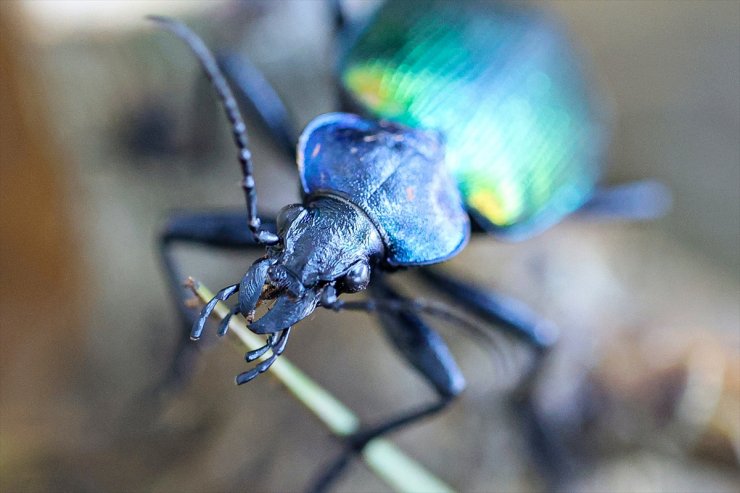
[154,2,668,490]
[340,0,607,239]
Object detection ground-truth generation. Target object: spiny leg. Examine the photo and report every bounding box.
[309,280,466,493]
[315,272,569,491]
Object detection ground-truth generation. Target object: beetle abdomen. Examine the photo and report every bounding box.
[340,0,608,239]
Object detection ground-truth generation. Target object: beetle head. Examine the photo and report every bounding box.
[242,197,383,334]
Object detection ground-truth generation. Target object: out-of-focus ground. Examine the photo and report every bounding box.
[1,1,738,492]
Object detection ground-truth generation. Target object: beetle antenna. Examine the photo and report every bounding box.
[148,16,278,245]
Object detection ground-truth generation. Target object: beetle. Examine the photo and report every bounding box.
[152,3,668,490]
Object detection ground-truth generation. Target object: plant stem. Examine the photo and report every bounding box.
[190,280,455,493]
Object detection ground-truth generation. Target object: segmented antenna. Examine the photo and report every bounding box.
[148,16,278,245]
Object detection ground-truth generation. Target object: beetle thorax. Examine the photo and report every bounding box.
[268,196,384,296]
[242,196,384,334]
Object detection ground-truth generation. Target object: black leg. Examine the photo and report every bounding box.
[309,279,465,493]
[418,268,558,353]
[417,268,571,490]
[158,210,274,389]
[149,17,278,245]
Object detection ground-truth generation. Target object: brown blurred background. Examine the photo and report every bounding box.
[1,1,738,492]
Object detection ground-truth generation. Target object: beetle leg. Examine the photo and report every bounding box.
[314,273,569,491]
[160,211,275,329]
[417,267,571,488]
[309,281,465,493]
[216,0,353,163]
[418,268,558,352]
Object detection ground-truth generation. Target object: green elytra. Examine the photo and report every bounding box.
[340,0,608,239]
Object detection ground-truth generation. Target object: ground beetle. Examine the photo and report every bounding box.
[152,3,668,490]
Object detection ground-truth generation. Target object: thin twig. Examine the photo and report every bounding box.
[189,279,455,493]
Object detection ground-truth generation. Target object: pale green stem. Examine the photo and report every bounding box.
[190,280,455,493]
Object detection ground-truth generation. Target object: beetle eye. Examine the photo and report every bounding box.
[342,261,370,293]
[276,204,305,233]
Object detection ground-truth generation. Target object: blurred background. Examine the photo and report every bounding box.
[1,1,738,492]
